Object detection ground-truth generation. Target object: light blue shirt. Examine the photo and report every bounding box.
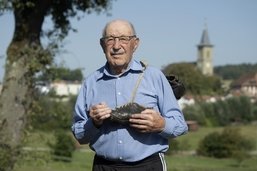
[72,59,188,162]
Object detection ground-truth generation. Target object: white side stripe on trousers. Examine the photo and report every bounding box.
[158,153,167,171]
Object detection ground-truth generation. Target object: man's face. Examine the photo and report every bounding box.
[100,21,139,74]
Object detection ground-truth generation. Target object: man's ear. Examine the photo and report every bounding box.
[100,39,106,53]
[133,38,140,52]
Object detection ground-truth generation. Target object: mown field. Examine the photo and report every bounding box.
[13,124,257,171]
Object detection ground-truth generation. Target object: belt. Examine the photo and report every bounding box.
[94,153,161,166]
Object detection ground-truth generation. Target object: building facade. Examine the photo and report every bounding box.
[231,72,257,98]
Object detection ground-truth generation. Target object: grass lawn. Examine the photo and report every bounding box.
[175,124,257,150]
[14,150,257,171]
[167,154,257,171]
[13,124,257,171]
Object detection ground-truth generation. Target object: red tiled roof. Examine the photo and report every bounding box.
[231,72,257,87]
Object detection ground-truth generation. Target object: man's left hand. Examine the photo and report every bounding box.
[129,109,165,133]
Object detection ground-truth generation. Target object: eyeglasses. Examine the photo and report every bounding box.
[101,35,136,45]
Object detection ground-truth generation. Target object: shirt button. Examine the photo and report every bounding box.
[118,140,122,144]
[119,157,123,160]
[118,92,121,95]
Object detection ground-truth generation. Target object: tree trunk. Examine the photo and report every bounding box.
[0,2,51,170]
[0,41,34,171]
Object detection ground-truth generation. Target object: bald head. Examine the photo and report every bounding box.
[102,19,136,38]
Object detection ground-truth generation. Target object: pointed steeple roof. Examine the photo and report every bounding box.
[198,24,213,47]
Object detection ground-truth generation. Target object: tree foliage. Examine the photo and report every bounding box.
[162,62,223,96]
[214,63,257,80]
[0,0,113,40]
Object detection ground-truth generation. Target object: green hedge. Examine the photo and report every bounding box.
[183,96,257,126]
[197,127,256,158]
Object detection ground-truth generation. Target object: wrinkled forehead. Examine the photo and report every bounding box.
[104,20,134,37]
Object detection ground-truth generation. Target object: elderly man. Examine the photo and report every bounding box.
[72,19,188,171]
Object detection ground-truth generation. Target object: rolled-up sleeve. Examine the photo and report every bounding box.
[160,111,188,138]
[71,82,100,144]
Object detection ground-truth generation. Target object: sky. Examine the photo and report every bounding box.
[0,0,257,81]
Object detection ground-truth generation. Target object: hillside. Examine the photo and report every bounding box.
[214,63,257,80]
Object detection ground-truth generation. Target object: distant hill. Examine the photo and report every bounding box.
[214,63,257,80]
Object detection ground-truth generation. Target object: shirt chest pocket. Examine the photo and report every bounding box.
[135,88,158,108]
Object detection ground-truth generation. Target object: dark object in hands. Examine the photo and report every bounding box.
[110,102,146,124]
[166,75,186,100]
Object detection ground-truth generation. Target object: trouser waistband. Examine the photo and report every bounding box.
[93,153,161,166]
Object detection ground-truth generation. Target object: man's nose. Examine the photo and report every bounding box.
[113,38,121,49]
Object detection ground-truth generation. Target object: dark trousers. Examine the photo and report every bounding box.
[92,153,167,171]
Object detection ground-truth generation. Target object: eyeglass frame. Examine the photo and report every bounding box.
[100,35,137,45]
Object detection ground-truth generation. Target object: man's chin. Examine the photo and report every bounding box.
[113,63,125,67]
[112,61,127,68]
[111,58,124,65]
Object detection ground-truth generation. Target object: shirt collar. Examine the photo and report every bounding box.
[96,59,144,80]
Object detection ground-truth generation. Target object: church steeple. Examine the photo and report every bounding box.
[199,23,213,47]
[197,23,214,76]
[199,28,212,47]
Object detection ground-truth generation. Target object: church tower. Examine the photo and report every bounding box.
[197,25,214,76]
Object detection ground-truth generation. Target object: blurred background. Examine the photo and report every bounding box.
[1,0,257,81]
[0,0,256,171]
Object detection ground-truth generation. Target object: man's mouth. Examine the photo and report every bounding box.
[111,53,124,57]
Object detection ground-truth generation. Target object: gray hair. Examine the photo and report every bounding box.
[102,19,137,37]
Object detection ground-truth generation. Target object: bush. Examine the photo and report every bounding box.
[183,105,208,126]
[29,94,76,131]
[183,96,256,126]
[166,139,180,155]
[49,131,76,162]
[252,101,257,120]
[0,144,13,171]
[197,127,255,158]
[167,138,191,155]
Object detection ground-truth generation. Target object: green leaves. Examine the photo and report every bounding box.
[162,62,223,96]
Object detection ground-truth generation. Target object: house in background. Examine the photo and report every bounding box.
[35,80,82,96]
[230,72,257,98]
[50,80,81,96]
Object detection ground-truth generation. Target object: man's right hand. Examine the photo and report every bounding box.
[89,102,112,127]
